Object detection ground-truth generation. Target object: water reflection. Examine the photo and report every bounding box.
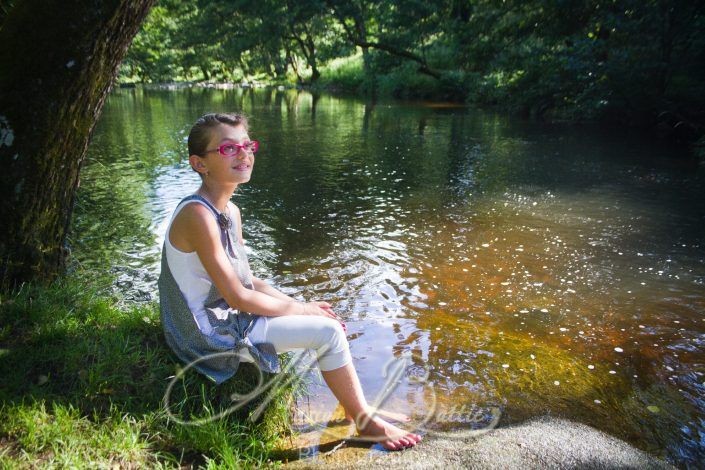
[72,87,705,466]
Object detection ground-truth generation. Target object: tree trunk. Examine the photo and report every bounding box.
[272,47,287,78]
[355,12,374,92]
[0,0,155,289]
[289,30,319,84]
[305,33,319,83]
[352,7,372,78]
[285,45,304,85]
[310,64,321,83]
[200,65,210,81]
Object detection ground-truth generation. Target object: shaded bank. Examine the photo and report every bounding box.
[0,274,299,467]
[121,78,705,160]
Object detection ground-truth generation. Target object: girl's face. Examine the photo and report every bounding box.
[195,123,255,184]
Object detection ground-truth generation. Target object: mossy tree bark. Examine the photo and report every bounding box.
[0,0,155,289]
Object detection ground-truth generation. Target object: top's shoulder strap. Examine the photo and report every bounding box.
[180,194,236,258]
[180,194,220,218]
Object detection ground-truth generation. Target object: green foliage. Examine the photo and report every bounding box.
[454,0,705,125]
[376,63,439,100]
[118,0,705,142]
[0,0,16,27]
[122,4,187,82]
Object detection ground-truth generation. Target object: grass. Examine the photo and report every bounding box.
[0,273,304,468]
[308,49,470,102]
[315,53,367,93]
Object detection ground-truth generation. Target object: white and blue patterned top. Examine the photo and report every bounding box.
[158,194,280,384]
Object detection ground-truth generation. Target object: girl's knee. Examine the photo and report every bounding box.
[315,319,351,371]
[322,317,346,339]
[314,317,347,349]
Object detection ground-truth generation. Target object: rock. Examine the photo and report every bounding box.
[285,416,674,469]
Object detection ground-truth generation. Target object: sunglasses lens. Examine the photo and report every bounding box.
[219,141,258,156]
[221,144,237,156]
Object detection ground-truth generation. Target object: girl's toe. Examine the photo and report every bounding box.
[384,440,398,450]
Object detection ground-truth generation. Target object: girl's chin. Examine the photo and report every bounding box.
[233,174,251,182]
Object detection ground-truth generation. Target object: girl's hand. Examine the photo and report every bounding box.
[320,303,347,334]
[301,301,337,319]
[301,301,347,333]
[314,301,337,317]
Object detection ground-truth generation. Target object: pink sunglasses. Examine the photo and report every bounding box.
[204,140,259,157]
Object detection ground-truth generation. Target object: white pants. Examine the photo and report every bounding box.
[239,315,352,372]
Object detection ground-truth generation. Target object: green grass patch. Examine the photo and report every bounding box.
[316,53,366,93]
[313,50,469,101]
[0,275,303,468]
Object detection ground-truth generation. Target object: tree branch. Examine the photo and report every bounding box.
[327,1,441,80]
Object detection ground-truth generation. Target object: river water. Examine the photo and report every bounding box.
[71,87,705,467]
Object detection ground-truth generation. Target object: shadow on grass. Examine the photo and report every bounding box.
[0,275,301,468]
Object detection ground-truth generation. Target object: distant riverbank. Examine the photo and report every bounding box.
[118,75,705,160]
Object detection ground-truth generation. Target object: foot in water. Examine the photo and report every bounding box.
[352,412,423,451]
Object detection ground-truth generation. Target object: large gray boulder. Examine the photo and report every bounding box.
[284,416,675,469]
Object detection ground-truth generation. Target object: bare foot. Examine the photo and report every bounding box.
[354,413,423,451]
[345,406,412,424]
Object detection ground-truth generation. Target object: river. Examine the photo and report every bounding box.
[71,86,705,467]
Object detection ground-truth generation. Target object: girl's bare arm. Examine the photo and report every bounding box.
[181,203,337,320]
[252,276,297,302]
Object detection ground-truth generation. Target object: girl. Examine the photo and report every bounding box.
[158,112,423,450]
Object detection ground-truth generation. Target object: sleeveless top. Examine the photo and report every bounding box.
[164,198,236,336]
[158,194,280,384]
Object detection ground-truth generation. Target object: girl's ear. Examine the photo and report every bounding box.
[189,154,206,173]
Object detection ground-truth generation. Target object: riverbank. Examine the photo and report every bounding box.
[0,274,298,467]
[0,275,683,468]
[282,416,676,469]
[118,71,705,161]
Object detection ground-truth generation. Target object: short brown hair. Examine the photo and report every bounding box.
[187,112,249,176]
